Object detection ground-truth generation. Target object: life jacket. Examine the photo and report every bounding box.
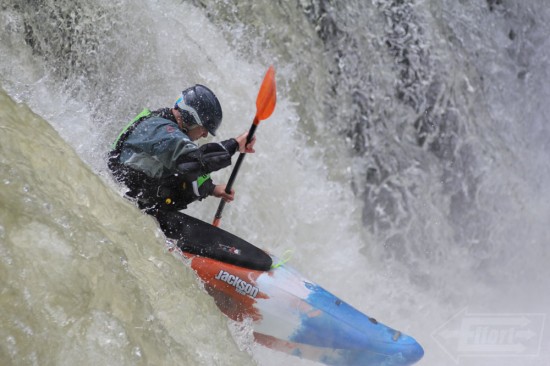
[108,108,211,211]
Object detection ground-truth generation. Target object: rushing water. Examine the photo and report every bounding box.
[1,1,550,365]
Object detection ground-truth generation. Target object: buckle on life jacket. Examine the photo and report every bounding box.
[156,185,174,205]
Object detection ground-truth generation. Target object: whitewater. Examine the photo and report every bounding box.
[1,1,549,365]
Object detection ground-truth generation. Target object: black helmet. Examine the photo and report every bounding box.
[175,84,223,136]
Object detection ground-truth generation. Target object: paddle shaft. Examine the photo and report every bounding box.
[213,119,259,226]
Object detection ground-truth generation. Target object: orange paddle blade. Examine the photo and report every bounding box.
[255,66,277,122]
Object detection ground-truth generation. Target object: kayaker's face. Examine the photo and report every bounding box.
[188,125,208,141]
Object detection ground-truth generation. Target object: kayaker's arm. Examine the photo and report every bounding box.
[176,139,239,181]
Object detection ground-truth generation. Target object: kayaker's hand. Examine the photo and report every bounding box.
[235,132,256,153]
[213,184,234,203]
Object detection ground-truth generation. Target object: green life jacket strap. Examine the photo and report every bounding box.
[189,173,212,198]
[111,108,152,150]
[197,174,211,188]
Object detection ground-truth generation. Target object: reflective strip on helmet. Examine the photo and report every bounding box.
[112,108,152,148]
[175,95,203,127]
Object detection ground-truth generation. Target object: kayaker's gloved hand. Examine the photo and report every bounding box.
[235,132,256,153]
[213,184,234,203]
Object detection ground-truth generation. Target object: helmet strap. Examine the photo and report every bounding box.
[172,108,186,132]
[175,113,201,135]
[185,123,204,134]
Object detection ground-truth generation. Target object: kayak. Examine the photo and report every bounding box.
[166,215,424,366]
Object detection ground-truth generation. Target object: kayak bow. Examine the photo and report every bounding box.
[169,243,424,366]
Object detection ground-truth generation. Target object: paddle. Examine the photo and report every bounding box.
[212,66,277,227]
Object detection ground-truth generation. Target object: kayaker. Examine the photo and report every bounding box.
[108,84,255,239]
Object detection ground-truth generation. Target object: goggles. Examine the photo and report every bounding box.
[175,94,204,128]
